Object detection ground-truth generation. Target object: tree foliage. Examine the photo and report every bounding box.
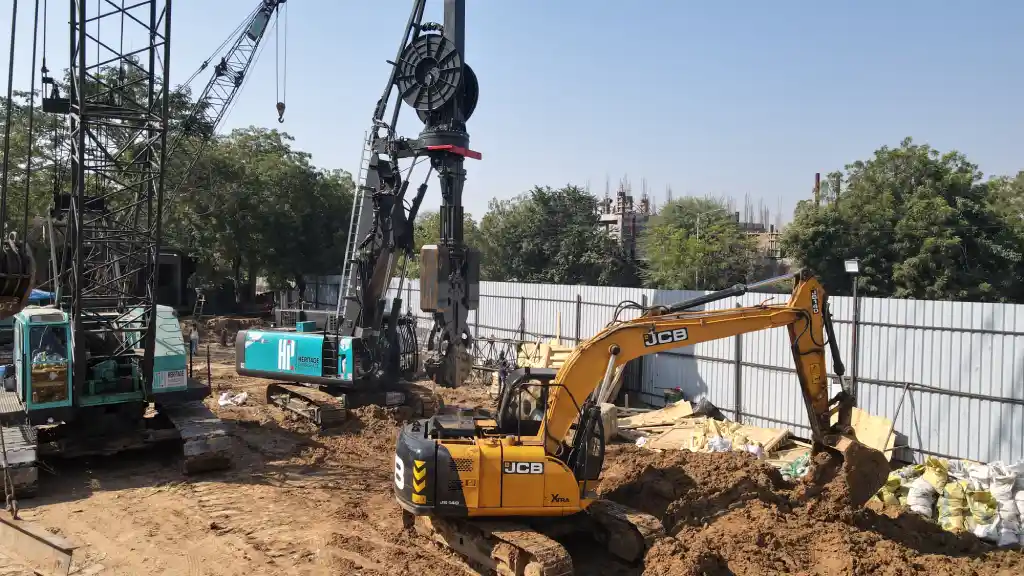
[10,62,1024,303]
[2,66,353,303]
[477,185,640,286]
[781,138,1024,301]
[639,196,763,290]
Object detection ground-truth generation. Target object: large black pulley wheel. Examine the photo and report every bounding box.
[417,62,479,124]
[0,233,36,320]
[396,33,463,112]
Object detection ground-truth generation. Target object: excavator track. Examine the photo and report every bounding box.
[413,515,573,576]
[408,500,662,574]
[266,382,438,430]
[582,499,664,562]
[158,400,233,475]
[266,383,348,429]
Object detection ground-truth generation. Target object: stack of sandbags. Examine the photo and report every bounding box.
[906,457,948,518]
[875,464,921,508]
[988,463,1020,547]
[937,479,970,533]
[959,461,1017,545]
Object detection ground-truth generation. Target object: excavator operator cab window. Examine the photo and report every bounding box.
[496,369,557,438]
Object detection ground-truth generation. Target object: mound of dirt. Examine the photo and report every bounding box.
[599,447,1024,576]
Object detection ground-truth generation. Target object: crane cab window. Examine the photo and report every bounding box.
[30,325,69,365]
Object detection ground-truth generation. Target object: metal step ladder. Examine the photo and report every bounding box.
[192,289,207,325]
[337,131,373,321]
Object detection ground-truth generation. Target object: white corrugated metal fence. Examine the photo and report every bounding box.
[281,276,1024,465]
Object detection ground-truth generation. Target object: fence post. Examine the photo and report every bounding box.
[574,295,582,344]
[520,296,526,342]
[474,307,479,340]
[734,333,743,423]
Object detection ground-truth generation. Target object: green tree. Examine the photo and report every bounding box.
[478,185,640,286]
[781,137,1024,301]
[639,196,760,290]
[405,210,484,279]
[180,127,353,301]
[986,171,1024,236]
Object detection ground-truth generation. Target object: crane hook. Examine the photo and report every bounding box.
[276,101,286,123]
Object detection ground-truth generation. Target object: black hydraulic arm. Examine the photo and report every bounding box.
[338,0,481,389]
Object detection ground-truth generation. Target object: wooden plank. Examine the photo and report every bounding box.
[641,417,789,453]
[831,407,896,460]
[617,400,693,429]
[0,513,76,576]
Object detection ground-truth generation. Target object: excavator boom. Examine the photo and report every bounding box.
[542,270,842,449]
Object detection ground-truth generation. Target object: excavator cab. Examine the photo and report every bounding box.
[495,367,606,483]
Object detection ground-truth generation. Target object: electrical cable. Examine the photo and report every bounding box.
[1,0,20,232]
[23,0,42,238]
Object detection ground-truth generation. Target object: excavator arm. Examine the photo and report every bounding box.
[540,269,845,450]
[490,268,887,506]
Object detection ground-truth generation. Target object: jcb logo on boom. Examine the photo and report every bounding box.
[643,328,689,348]
[503,462,544,475]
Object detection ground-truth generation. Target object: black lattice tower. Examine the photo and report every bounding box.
[61,0,172,393]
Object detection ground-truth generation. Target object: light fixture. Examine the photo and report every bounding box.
[844,258,860,275]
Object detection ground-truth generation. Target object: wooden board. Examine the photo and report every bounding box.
[830,406,897,460]
[643,416,789,453]
[617,400,693,429]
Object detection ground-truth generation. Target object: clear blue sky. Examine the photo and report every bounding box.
[4,1,1023,223]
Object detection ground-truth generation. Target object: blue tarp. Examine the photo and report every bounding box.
[29,289,53,303]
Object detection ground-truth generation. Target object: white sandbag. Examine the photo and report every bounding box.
[997,527,1019,548]
[947,459,970,481]
[907,477,938,518]
[968,490,1001,543]
[966,462,993,491]
[998,499,1019,516]
[1015,490,1024,517]
[989,462,1017,501]
[973,520,1000,542]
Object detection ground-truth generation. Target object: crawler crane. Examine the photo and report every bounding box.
[394,269,891,575]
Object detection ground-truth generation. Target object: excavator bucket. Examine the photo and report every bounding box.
[0,235,35,321]
[820,435,891,508]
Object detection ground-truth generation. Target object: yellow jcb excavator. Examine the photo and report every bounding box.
[393,269,890,575]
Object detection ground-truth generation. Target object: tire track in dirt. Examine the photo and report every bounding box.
[182,472,473,576]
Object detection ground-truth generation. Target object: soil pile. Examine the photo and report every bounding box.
[599,447,1024,576]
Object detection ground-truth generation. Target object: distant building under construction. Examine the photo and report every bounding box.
[597,177,653,259]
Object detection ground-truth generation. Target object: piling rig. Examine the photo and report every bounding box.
[235,0,481,427]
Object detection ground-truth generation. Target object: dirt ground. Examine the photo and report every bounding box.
[598,448,1024,576]
[2,343,1022,575]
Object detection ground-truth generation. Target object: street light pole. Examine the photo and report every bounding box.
[844,258,861,401]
